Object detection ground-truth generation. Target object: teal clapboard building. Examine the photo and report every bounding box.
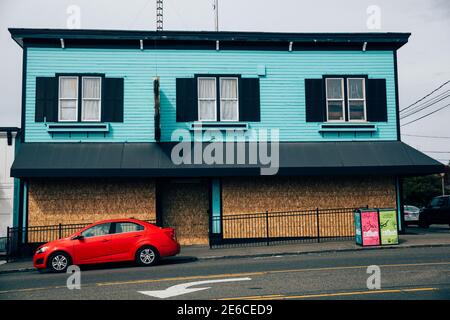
[8,29,443,248]
[24,47,397,142]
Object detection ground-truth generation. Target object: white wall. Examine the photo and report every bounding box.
[0,132,16,237]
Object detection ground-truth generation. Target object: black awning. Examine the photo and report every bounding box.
[11,141,444,178]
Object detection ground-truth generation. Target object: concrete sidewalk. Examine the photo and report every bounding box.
[1,226,449,274]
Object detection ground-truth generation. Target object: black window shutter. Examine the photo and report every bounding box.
[102,78,124,122]
[35,77,58,122]
[305,79,325,122]
[238,78,260,122]
[176,78,197,122]
[366,79,387,122]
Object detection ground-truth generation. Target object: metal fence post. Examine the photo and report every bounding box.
[6,226,10,261]
[316,208,320,243]
[58,223,62,239]
[266,210,270,246]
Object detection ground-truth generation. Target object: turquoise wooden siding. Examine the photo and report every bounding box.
[25,47,397,142]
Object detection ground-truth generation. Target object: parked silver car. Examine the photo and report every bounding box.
[404,205,420,225]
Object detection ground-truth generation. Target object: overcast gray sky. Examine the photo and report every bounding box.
[0,0,449,162]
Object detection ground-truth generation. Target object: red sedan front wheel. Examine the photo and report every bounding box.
[47,252,71,273]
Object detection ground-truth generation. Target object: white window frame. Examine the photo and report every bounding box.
[219,77,239,122]
[58,76,79,122]
[347,78,367,122]
[197,77,217,121]
[81,76,102,122]
[325,78,345,122]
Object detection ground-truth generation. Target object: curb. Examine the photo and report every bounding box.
[1,243,449,275]
[0,267,36,275]
[194,243,450,261]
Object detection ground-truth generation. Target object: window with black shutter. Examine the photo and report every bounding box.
[176,75,260,122]
[34,74,124,123]
[305,75,387,123]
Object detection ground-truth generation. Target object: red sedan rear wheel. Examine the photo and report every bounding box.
[136,246,159,266]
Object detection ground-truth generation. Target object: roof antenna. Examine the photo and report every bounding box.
[156,0,163,31]
[213,0,219,31]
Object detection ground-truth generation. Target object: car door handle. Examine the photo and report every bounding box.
[101,239,110,242]
[133,235,142,238]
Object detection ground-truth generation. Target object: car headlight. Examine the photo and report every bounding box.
[36,246,49,254]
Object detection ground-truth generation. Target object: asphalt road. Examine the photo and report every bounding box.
[0,246,449,300]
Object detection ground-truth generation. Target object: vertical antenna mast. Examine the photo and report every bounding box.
[213,0,219,31]
[156,0,163,31]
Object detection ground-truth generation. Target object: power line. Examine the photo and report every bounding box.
[129,0,153,29]
[400,90,450,119]
[402,133,450,139]
[400,79,450,113]
[422,150,450,153]
[401,103,450,127]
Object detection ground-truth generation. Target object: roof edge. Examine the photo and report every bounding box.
[8,28,411,50]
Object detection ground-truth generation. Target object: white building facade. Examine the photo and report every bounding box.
[0,128,19,239]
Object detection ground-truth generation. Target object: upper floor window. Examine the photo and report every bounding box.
[198,77,217,121]
[58,76,78,122]
[347,78,366,121]
[325,78,345,121]
[58,76,102,122]
[82,77,102,121]
[197,76,239,122]
[325,76,367,122]
[35,75,124,124]
[176,75,260,123]
[220,78,239,121]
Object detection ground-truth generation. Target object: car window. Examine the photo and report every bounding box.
[444,197,450,208]
[430,197,447,208]
[114,222,144,234]
[81,223,111,238]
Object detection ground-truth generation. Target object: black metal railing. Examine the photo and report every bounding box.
[4,219,157,259]
[210,207,359,248]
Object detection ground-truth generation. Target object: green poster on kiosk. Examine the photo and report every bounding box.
[379,209,399,245]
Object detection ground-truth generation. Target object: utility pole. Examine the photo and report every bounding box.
[156,0,163,31]
[213,0,219,31]
[441,173,446,196]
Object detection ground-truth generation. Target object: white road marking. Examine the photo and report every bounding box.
[0,261,6,266]
[138,277,252,299]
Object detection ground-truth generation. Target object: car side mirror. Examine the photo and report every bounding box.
[71,235,84,241]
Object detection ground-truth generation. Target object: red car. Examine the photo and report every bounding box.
[33,219,180,272]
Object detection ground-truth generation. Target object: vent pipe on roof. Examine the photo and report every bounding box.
[213,0,219,31]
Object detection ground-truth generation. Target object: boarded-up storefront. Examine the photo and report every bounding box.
[160,179,209,245]
[220,176,396,239]
[28,178,156,226]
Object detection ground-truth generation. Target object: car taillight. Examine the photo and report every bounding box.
[165,228,176,241]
